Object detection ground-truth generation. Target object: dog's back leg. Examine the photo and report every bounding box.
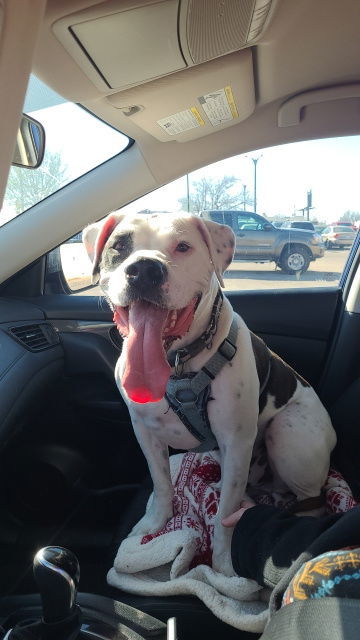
[264,391,336,511]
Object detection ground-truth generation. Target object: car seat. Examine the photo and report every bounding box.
[98,378,360,640]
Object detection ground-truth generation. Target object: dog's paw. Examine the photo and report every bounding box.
[212,547,235,576]
[128,506,173,538]
[212,525,235,576]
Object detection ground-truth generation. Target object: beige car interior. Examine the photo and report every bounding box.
[0,0,360,285]
[0,6,359,638]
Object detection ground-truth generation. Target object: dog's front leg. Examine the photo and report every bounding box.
[129,417,174,537]
[212,436,255,576]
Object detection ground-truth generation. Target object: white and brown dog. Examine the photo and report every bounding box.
[83,211,336,575]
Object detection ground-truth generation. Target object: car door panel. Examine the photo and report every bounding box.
[235,229,274,259]
[33,286,341,390]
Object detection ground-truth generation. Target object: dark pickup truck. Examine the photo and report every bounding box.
[200,210,325,274]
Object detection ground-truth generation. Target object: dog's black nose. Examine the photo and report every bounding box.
[125,258,167,287]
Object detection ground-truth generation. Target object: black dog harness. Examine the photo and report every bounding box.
[165,291,239,452]
[165,291,273,453]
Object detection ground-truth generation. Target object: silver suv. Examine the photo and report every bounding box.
[200,210,325,274]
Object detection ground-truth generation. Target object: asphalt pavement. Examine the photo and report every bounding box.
[223,249,350,290]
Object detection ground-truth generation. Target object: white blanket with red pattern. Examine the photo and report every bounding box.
[107,451,358,633]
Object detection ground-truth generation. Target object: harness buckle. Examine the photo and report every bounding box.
[176,400,198,410]
[218,337,237,361]
[174,387,198,409]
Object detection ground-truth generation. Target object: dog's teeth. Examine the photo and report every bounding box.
[164,310,177,333]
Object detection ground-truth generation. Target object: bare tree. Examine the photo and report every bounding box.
[179,175,252,214]
[5,151,69,213]
[340,210,360,224]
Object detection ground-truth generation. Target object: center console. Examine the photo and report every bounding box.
[0,548,169,640]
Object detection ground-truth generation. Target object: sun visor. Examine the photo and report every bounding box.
[70,1,184,90]
[52,0,276,93]
[107,50,255,142]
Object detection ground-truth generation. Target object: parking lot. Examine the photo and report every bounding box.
[223,249,351,290]
[67,247,352,294]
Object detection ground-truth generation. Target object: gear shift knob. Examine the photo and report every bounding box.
[33,547,80,624]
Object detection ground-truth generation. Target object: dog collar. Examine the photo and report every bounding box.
[167,289,224,372]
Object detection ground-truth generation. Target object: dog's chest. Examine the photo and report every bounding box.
[129,399,202,450]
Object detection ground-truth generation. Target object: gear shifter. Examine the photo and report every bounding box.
[1,546,167,640]
[33,547,80,624]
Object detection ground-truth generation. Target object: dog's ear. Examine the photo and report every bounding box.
[195,219,235,287]
[83,212,124,283]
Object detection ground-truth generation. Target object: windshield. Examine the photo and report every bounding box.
[0,75,129,227]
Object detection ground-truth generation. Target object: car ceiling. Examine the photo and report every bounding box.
[33,0,360,183]
[1,0,360,284]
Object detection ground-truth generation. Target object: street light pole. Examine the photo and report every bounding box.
[250,155,262,212]
[242,184,247,211]
[246,155,262,212]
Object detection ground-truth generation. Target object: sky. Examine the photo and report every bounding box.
[2,75,360,225]
[122,135,360,223]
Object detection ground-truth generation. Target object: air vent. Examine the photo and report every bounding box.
[9,323,59,352]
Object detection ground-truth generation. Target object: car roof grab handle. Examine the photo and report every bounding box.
[278,83,360,127]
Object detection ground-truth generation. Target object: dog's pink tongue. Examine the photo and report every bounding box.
[122,301,170,403]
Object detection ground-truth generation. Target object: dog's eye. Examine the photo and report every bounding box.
[175,242,191,253]
[113,239,127,252]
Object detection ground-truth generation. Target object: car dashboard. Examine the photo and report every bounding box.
[0,298,64,442]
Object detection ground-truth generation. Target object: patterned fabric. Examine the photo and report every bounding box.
[108,452,359,633]
[324,468,359,513]
[140,451,359,569]
[108,449,268,634]
[282,547,360,607]
[141,452,221,568]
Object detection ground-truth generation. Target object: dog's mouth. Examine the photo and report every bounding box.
[113,297,199,404]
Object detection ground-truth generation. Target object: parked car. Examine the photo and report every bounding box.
[321,225,357,249]
[200,210,324,274]
[281,221,315,231]
[331,221,357,230]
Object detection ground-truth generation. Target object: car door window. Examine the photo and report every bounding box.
[52,135,359,294]
[237,214,267,231]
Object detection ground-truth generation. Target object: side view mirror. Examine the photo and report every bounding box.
[12,113,45,169]
[263,223,273,231]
